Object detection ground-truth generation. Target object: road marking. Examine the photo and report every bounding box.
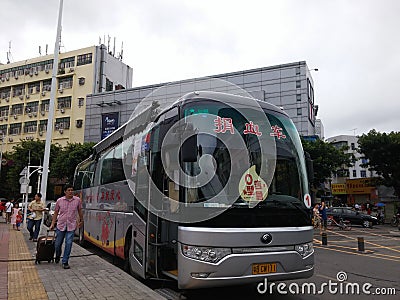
[318,243,400,260]
[314,245,400,262]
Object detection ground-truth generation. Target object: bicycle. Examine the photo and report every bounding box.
[327,216,352,230]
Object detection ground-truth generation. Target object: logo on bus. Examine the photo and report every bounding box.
[260,233,273,244]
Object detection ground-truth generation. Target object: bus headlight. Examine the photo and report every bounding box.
[181,244,232,263]
[295,242,313,258]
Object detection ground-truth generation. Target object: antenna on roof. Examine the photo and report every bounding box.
[6,41,13,64]
[39,46,42,56]
[46,44,48,55]
[119,41,123,61]
[113,37,116,57]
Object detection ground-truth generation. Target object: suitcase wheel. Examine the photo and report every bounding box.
[35,260,40,264]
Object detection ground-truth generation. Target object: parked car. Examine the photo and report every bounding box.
[43,201,56,227]
[326,207,378,228]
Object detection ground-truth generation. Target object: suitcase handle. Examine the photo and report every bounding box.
[46,229,56,239]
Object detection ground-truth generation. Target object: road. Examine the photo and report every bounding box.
[80,224,400,299]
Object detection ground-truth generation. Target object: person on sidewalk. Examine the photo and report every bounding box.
[5,199,13,224]
[16,210,23,231]
[50,184,83,269]
[11,202,20,230]
[27,193,46,241]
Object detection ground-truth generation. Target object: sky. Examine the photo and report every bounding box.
[1,0,399,139]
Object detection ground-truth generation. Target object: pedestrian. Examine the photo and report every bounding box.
[16,210,23,231]
[27,193,46,241]
[5,199,13,224]
[11,202,20,230]
[50,184,83,269]
[319,200,328,232]
[313,203,321,232]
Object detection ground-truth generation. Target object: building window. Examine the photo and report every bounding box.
[59,76,73,90]
[296,80,301,88]
[360,170,367,178]
[55,117,70,130]
[0,107,9,117]
[353,170,357,177]
[78,97,84,107]
[297,108,302,115]
[9,123,22,135]
[41,100,50,112]
[28,82,41,94]
[106,78,113,92]
[59,56,75,70]
[295,67,300,75]
[77,53,92,66]
[43,80,52,92]
[0,125,7,136]
[11,104,23,115]
[296,94,301,101]
[25,101,39,113]
[351,143,355,150]
[57,96,72,109]
[24,121,37,133]
[39,120,47,132]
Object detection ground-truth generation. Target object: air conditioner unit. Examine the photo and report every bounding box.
[36,86,40,92]
[76,119,83,128]
[26,94,30,99]
[5,98,9,102]
[1,78,4,82]
[59,87,63,93]
[15,75,18,80]
[45,69,49,74]
[0,117,3,121]
[29,72,33,77]
[39,131,43,136]
[28,113,32,117]
[60,108,65,114]
[8,137,13,142]
[13,114,17,119]
[41,91,46,96]
[59,128,63,134]
[4,116,7,121]
[6,77,9,81]
[69,67,74,72]
[33,112,37,117]
[19,95,23,100]
[40,111,45,116]
[34,71,38,75]
[25,69,30,75]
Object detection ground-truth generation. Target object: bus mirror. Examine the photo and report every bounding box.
[305,152,314,183]
[181,135,197,162]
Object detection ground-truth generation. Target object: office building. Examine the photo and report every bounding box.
[0,45,133,152]
[84,61,319,142]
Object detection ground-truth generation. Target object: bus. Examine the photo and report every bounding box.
[73,91,314,289]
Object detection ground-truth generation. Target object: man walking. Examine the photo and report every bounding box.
[27,193,45,241]
[50,184,83,269]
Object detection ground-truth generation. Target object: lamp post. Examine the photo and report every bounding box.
[21,165,43,227]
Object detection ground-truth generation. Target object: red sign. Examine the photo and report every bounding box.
[214,116,234,134]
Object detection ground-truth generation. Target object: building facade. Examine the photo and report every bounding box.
[84,61,319,142]
[328,135,378,205]
[0,45,132,152]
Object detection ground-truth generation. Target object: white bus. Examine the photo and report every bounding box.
[74,91,314,289]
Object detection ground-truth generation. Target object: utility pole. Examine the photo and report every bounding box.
[40,0,64,201]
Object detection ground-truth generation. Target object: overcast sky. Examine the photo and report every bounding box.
[1,0,399,139]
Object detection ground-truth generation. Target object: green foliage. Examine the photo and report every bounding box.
[357,130,400,196]
[0,140,94,199]
[301,138,353,184]
[51,142,95,184]
[3,140,61,198]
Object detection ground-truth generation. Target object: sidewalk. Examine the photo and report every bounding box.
[0,218,165,300]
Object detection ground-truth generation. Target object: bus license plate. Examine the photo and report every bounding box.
[252,263,277,275]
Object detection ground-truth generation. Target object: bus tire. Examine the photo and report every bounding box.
[124,228,133,274]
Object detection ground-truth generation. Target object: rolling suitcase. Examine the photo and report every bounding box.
[35,229,56,264]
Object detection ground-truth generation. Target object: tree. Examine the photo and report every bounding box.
[3,140,61,199]
[301,138,354,186]
[357,130,400,197]
[51,142,95,184]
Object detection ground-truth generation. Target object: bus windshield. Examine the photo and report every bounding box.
[182,100,310,227]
